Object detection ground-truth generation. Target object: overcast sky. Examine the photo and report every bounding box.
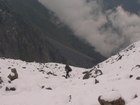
[38,0,140,57]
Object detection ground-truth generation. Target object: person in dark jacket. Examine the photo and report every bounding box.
[65,64,72,79]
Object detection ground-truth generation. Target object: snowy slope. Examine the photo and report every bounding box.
[0,41,140,105]
[92,41,140,104]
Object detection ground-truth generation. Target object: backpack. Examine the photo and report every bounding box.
[65,65,72,72]
[69,67,72,72]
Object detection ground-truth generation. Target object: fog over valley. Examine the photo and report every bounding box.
[38,0,140,57]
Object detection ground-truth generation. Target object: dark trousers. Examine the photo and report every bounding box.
[66,71,70,79]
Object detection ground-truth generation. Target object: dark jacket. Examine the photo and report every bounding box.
[65,65,72,72]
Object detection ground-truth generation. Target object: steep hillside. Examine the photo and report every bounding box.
[0,0,66,63]
[48,38,94,68]
[93,40,140,74]
[0,41,140,105]
[6,0,105,67]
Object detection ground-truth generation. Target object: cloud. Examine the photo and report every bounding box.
[38,0,140,57]
[137,0,140,3]
[107,7,140,48]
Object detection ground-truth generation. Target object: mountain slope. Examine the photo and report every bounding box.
[0,0,66,63]
[93,40,140,74]
[0,41,140,105]
[6,0,105,67]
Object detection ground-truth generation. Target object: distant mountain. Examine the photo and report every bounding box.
[6,0,105,68]
[0,0,66,63]
[3,0,140,67]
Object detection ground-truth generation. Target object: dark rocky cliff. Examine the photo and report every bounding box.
[0,0,66,63]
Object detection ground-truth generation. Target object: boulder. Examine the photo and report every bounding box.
[98,96,125,105]
[8,68,18,81]
[83,72,91,79]
[98,91,125,105]
[136,77,140,80]
[5,87,16,91]
[136,65,140,68]
[95,69,103,76]
[10,87,16,91]
[129,75,133,78]
[46,87,52,90]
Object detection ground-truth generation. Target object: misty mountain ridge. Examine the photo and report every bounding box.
[5,0,105,68]
[0,0,66,63]
[1,0,140,68]
[0,40,140,105]
[38,0,140,57]
[0,0,105,68]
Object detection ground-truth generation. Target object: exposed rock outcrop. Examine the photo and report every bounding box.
[5,86,16,91]
[0,77,3,84]
[136,77,140,80]
[98,91,125,105]
[83,72,91,79]
[82,68,103,79]
[47,71,57,76]
[8,68,18,81]
[98,96,125,105]
[0,0,66,63]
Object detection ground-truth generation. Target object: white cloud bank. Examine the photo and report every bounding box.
[38,0,140,57]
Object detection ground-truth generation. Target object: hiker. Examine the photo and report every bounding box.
[65,64,72,79]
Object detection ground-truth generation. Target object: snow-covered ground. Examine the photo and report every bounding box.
[0,41,140,105]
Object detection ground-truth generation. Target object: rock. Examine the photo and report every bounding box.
[5,87,16,91]
[82,71,89,74]
[42,86,45,89]
[136,77,140,80]
[8,68,18,81]
[98,93,125,105]
[134,94,138,99]
[0,77,3,84]
[69,95,72,102]
[5,87,10,91]
[95,79,99,84]
[90,68,103,78]
[22,67,26,69]
[83,72,91,79]
[8,81,11,83]
[10,87,16,91]
[8,67,11,69]
[136,65,140,68]
[47,72,57,76]
[39,70,45,74]
[117,55,122,61]
[129,75,133,78]
[95,69,103,76]
[46,87,52,90]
